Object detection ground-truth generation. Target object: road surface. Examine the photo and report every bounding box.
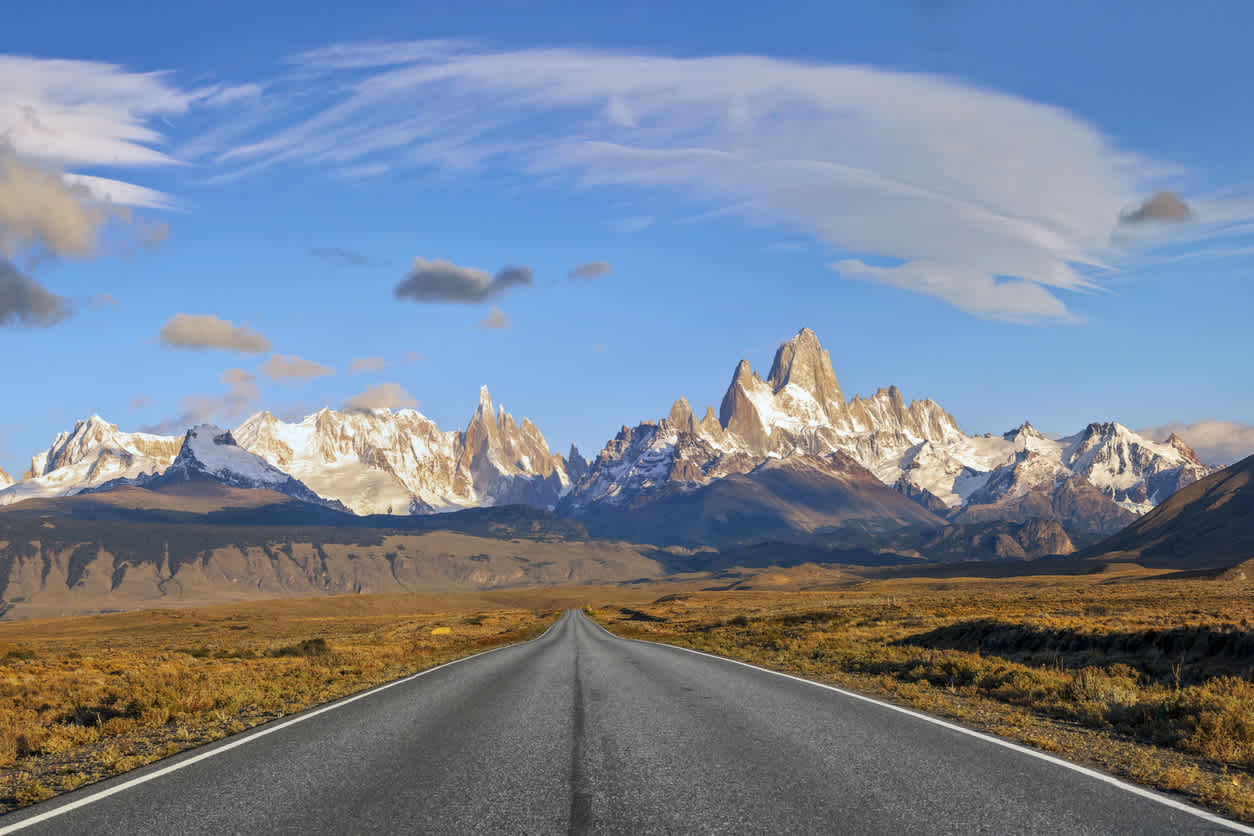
[2,610,1247,834]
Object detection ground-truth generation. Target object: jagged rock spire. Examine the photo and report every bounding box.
[766,327,846,415]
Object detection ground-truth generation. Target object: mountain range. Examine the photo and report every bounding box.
[1081,453,1254,569]
[0,328,1216,546]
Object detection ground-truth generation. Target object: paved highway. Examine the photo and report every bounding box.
[2,610,1247,834]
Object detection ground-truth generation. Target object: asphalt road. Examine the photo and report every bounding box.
[2,610,1248,835]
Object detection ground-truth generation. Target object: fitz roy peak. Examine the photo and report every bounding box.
[562,328,1213,535]
[0,328,1213,534]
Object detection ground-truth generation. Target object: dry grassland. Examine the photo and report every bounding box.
[591,564,1254,824]
[0,588,600,811]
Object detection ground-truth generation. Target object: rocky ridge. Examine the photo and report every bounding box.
[91,425,345,510]
[0,329,1216,537]
[563,328,1214,535]
[0,416,181,507]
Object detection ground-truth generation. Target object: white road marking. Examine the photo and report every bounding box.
[583,615,1253,835]
[0,613,568,834]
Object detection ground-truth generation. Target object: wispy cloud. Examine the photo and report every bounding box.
[197,42,1195,320]
[19,43,1250,321]
[832,259,1076,324]
[198,82,266,108]
[0,55,193,169]
[0,54,204,211]
[158,313,271,353]
[395,257,532,303]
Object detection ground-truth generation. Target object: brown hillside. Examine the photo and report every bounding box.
[1082,454,1254,569]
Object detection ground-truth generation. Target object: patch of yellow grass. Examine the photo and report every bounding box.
[591,569,1254,825]
[0,593,561,812]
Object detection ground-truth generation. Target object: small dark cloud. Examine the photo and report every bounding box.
[478,305,511,330]
[0,259,72,328]
[1121,191,1192,225]
[569,260,613,280]
[90,293,121,310]
[395,257,533,304]
[129,396,153,410]
[310,247,377,267]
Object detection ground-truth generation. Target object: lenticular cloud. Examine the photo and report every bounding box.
[212,42,1156,320]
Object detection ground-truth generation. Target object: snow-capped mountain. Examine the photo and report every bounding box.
[93,424,343,509]
[564,328,964,511]
[960,422,1209,514]
[0,391,571,516]
[0,415,180,507]
[0,467,11,491]
[564,328,1214,534]
[0,328,1214,535]
[454,386,570,508]
[234,406,462,515]
[233,387,568,515]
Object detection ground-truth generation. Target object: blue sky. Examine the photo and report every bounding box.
[2,0,1253,476]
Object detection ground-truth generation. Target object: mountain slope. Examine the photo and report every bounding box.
[575,452,945,547]
[93,425,345,510]
[1081,454,1254,569]
[0,521,661,620]
[233,388,569,514]
[0,328,1217,536]
[0,416,179,507]
[566,328,1214,537]
[233,407,463,514]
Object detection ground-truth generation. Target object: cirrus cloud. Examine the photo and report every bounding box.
[207,41,1201,321]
